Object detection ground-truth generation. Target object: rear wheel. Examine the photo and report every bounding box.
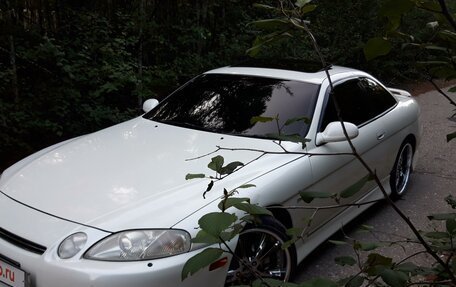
[225,219,295,286]
[390,141,414,198]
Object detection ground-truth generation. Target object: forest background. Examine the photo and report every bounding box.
[1,0,454,171]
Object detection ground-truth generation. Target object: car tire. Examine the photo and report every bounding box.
[390,140,414,199]
[225,217,296,286]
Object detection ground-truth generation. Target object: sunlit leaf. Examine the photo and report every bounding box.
[295,0,311,8]
[185,173,205,180]
[364,37,392,61]
[198,212,237,237]
[181,248,223,280]
[250,116,275,124]
[340,174,371,198]
[284,116,311,126]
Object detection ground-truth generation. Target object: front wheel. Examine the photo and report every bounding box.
[225,223,295,286]
[390,141,414,198]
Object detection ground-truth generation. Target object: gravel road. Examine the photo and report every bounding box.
[293,88,456,282]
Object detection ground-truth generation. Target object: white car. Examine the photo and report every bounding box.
[0,63,420,287]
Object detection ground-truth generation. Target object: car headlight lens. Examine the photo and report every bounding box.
[58,232,88,259]
[84,229,191,261]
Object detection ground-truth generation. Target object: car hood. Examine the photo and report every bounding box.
[0,117,298,232]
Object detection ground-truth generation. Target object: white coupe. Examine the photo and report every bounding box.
[0,63,420,287]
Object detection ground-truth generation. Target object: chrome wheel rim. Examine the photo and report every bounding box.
[395,143,413,195]
[225,228,291,286]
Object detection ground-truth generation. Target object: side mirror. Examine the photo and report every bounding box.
[316,122,359,145]
[142,99,159,113]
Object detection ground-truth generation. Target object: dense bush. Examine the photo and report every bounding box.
[0,0,428,170]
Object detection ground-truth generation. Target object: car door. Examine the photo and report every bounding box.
[291,77,397,235]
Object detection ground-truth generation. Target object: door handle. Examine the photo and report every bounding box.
[377,132,385,140]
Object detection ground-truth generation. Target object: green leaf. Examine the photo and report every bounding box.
[238,184,256,189]
[356,242,381,251]
[335,256,357,266]
[208,156,224,173]
[424,231,450,239]
[346,276,364,287]
[300,278,337,287]
[250,116,274,124]
[448,87,456,93]
[380,0,414,18]
[232,202,273,216]
[185,173,205,180]
[191,230,221,244]
[447,131,456,142]
[220,161,244,175]
[328,240,348,246]
[428,213,456,220]
[267,133,310,148]
[252,3,277,11]
[181,248,223,280]
[218,197,251,211]
[198,212,237,237]
[395,262,419,274]
[446,219,456,234]
[380,269,408,287]
[299,191,334,203]
[365,253,393,276]
[301,4,317,14]
[295,0,311,8]
[250,19,291,32]
[340,174,371,199]
[284,116,311,126]
[207,158,225,173]
[364,37,392,61]
[445,195,456,209]
[203,180,214,199]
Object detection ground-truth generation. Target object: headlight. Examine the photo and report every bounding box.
[84,229,191,261]
[58,232,88,259]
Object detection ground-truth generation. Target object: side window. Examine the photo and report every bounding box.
[319,78,397,131]
[360,78,397,117]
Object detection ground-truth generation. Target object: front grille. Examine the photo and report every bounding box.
[0,227,47,255]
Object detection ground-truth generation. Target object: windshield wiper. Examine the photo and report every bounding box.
[159,120,216,133]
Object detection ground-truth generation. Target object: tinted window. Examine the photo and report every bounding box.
[320,78,397,130]
[145,74,320,138]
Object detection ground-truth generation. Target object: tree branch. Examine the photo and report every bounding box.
[438,0,456,31]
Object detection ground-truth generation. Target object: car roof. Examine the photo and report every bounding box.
[203,59,361,84]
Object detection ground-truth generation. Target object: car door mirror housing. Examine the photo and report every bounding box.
[143,99,159,113]
[316,121,359,145]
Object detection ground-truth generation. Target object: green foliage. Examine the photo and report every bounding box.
[181,247,223,280]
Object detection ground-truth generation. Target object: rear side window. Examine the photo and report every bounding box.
[319,77,397,130]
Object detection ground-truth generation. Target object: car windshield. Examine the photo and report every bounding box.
[144,73,320,138]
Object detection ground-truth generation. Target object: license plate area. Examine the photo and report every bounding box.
[0,256,26,287]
